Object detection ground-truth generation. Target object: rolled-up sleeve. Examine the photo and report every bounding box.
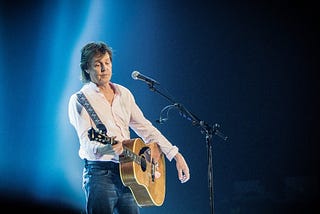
[127,91,179,161]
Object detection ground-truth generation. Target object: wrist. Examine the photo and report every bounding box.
[174,152,181,161]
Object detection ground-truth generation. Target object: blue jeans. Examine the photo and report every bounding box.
[83,161,140,214]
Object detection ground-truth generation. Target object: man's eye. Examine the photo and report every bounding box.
[94,64,100,67]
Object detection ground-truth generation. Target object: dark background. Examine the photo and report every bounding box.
[0,0,318,213]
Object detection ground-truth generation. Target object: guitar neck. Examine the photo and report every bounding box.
[88,128,145,165]
[121,147,142,164]
[103,135,143,164]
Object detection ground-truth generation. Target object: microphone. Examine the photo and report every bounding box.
[131,71,160,85]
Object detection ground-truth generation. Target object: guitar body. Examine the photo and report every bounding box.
[119,138,166,207]
[87,128,166,207]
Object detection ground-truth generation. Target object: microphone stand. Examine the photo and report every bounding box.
[144,82,228,214]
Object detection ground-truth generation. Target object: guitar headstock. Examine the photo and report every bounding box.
[88,127,117,145]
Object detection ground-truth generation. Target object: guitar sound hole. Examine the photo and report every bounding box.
[140,156,147,172]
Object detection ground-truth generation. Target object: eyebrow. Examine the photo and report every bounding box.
[93,57,111,63]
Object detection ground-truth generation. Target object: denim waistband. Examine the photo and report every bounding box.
[84,159,119,169]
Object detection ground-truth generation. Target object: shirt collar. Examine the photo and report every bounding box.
[87,81,120,95]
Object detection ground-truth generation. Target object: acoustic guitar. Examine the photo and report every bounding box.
[88,127,166,207]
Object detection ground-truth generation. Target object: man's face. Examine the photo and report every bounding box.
[87,53,112,86]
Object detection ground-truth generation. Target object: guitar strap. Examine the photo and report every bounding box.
[76,91,107,131]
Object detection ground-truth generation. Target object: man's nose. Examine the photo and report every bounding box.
[101,64,105,72]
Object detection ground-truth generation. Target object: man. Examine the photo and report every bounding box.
[68,41,190,214]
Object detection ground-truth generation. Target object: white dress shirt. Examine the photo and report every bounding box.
[68,82,179,162]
